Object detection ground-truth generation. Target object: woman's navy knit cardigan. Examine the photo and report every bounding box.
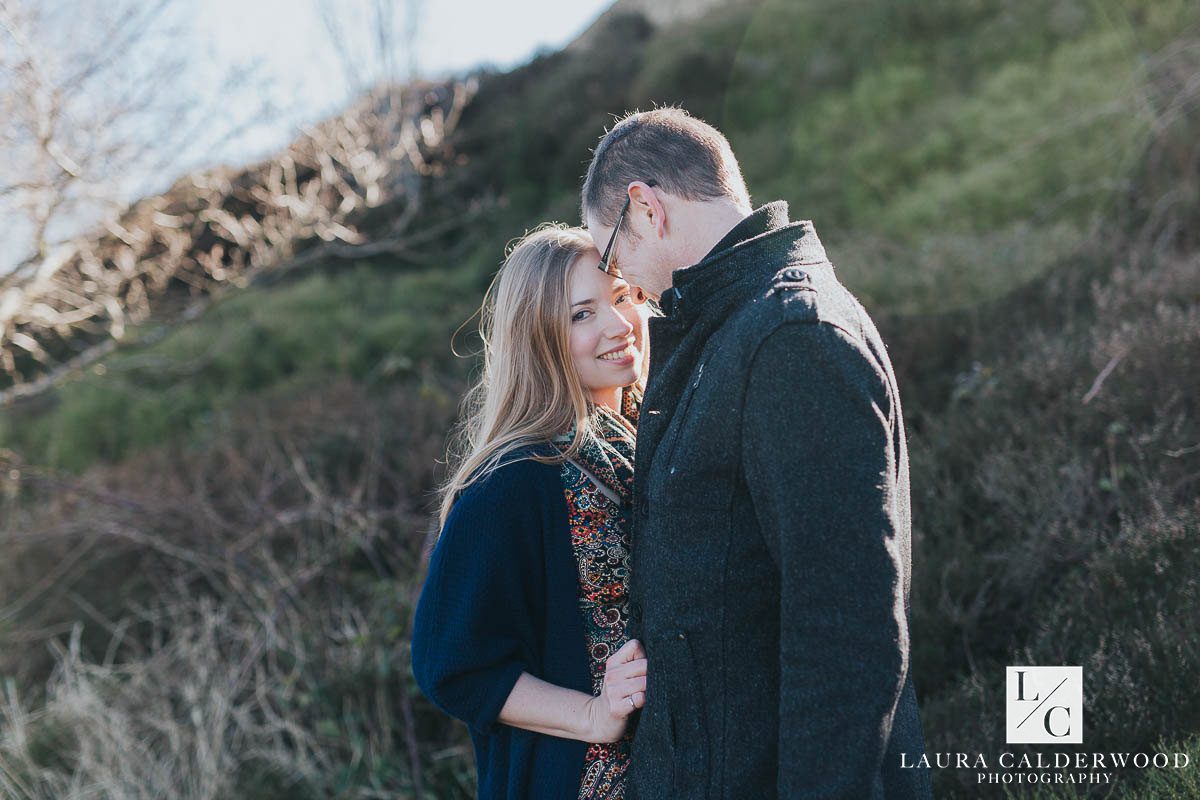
[411,446,595,799]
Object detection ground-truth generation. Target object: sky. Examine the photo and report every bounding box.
[194,0,615,165]
[0,0,615,273]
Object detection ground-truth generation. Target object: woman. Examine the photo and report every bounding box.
[412,224,653,799]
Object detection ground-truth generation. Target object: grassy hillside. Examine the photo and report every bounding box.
[1,1,1198,797]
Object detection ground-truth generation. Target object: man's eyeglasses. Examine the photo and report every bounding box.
[597,179,657,277]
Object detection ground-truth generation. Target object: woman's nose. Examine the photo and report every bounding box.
[603,305,635,337]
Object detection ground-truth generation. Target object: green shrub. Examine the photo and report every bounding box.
[1,262,479,471]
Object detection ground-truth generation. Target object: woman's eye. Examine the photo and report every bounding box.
[615,292,630,305]
[572,309,591,322]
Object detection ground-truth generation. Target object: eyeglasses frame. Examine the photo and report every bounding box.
[596,179,657,277]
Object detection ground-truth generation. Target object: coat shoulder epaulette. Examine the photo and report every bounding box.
[763,265,820,324]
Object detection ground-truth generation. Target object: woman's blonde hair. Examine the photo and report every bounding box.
[436,224,645,529]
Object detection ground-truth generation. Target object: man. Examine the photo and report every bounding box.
[581,107,932,799]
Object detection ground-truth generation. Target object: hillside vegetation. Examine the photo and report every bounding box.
[1,1,1198,797]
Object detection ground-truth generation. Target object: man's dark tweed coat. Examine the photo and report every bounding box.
[626,202,932,800]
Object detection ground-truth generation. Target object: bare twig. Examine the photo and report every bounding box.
[1081,346,1129,405]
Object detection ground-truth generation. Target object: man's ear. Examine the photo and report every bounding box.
[627,181,666,239]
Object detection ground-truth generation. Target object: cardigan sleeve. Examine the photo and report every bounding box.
[411,457,549,736]
[740,321,909,798]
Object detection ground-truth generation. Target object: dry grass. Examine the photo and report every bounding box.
[0,377,472,799]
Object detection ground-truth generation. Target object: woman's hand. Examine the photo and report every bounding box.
[587,638,648,742]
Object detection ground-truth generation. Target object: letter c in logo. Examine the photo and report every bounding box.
[1045,706,1071,737]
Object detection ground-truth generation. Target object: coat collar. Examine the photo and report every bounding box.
[658,201,827,324]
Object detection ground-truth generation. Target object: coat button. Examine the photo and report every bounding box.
[638,500,649,519]
[779,267,808,282]
[631,602,643,622]
[677,631,687,640]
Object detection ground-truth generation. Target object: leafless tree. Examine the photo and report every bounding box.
[312,0,431,212]
[315,0,426,96]
[0,78,474,403]
[0,0,269,282]
[0,0,477,403]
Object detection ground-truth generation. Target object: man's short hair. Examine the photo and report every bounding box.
[581,107,751,227]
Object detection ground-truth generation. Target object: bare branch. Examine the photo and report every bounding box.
[1,79,478,402]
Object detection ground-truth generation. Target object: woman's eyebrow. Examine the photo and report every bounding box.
[571,298,595,307]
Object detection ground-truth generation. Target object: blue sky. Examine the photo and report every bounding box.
[0,1,615,272]
[195,0,615,165]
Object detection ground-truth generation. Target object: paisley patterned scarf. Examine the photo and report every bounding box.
[552,385,640,505]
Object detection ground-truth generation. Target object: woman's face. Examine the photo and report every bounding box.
[567,249,647,410]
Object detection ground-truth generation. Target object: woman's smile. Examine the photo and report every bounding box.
[598,341,637,364]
